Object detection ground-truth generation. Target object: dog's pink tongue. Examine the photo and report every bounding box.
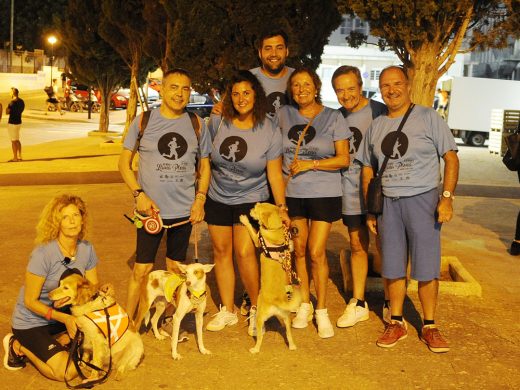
[53,297,70,308]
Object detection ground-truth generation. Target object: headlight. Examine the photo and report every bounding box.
[116,96,127,102]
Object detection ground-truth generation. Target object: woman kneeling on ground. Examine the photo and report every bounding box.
[3,194,110,382]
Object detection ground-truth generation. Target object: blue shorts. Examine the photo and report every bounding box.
[378,188,441,281]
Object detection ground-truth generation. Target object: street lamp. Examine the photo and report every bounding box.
[48,36,57,85]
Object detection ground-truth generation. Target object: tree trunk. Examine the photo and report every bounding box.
[122,61,139,139]
[408,45,442,107]
[98,86,110,133]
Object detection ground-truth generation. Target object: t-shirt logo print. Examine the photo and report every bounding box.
[267,92,287,116]
[349,126,363,154]
[288,125,316,146]
[158,133,188,160]
[381,131,408,160]
[219,136,247,162]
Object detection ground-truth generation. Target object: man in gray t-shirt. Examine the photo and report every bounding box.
[119,69,211,321]
[250,30,294,117]
[331,66,389,329]
[357,66,459,353]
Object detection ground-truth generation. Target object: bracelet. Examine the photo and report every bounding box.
[45,307,53,321]
[277,204,289,212]
[313,160,320,171]
[195,192,207,201]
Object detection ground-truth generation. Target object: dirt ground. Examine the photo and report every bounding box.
[0,184,519,390]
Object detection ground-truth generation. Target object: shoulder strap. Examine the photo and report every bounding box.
[129,110,152,170]
[376,103,415,177]
[187,111,201,141]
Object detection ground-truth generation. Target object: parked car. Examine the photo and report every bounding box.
[71,83,128,110]
[147,93,214,118]
[110,90,129,110]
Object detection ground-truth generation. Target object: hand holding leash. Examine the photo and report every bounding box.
[135,192,159,216]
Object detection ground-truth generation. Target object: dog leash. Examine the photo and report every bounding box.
[65,307,113,389]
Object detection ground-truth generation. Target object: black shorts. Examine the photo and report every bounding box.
[136,217,192,263]
[47,98,59,104]
[342,214,367,229]
[13,322,68,363]
[204,196,257,226]
[286,196,342,223]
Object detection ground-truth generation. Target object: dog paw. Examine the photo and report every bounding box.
[249,347,260,354]
[199,348,212,355]
[172,352,182,360]
[289,344,297,351]
[239,215,249,225]
[154,333,167,341]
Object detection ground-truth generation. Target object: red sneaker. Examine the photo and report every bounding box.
[376,321,407,348]
[421,326,450,353]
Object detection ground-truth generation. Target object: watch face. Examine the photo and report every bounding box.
[443,191,451,198]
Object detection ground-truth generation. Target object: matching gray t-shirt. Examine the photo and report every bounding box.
[12,240,98,330]
[123,110,212,219]
[342,103,375,215]
[250,67,294,116]
[276,105,352,198]
[207,115,282,204]
[356,105,458,198]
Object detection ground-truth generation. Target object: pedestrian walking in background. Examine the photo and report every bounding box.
[6,87,25,162]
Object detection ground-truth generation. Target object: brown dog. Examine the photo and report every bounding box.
[49,274,143,380]
[240,202,301,353]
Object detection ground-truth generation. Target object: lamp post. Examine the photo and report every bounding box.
[47,36,57,85]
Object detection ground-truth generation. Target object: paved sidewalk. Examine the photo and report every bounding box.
[0,119,519,389]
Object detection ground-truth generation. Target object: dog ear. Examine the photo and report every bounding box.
[202,264,215,273]
[267,212,283,229]
[76,277,96,305]
[177,262,187,274]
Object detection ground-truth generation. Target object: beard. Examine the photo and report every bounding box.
[262,59,285,75]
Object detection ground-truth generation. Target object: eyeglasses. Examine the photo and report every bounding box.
[61,257,72,266]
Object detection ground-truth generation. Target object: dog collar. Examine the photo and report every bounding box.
[187,288,207,300]
[258,234,288,261]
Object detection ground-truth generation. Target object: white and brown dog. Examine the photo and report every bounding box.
[240,202,301,353]
[134,262,214,360]
[49,274,143,380]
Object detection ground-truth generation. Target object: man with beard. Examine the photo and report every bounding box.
[250,30,294,117]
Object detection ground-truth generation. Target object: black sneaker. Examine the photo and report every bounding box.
[3,333,26,370]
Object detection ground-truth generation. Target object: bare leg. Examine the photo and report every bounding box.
[348,225,369,301]
[233,224,259,307]
[418,279,439,321]
[126,262,153,321]
[308,220,332,310]
[208,225,235,311]
[387,278,407,316]
[291,218,310,303]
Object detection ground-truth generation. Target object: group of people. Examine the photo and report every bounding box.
[4,29,460,382]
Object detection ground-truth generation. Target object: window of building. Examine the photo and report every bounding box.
[340,16,369,35]
[370,69,381,81]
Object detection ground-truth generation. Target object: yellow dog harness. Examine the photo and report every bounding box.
[84,303,129,347]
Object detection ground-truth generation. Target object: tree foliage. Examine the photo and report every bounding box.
[163,0,342,92]
[60,0,128,133]
[338,0,520,105]
[99,0,155,135]
[0,0,67,53]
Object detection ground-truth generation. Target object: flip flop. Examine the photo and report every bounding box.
[7,159,20,162]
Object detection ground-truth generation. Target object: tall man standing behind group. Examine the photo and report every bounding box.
[357,66,459,353]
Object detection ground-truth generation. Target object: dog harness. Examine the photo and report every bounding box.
[258,227,300,285]
[84,303,129,347]
[164,274,207,307]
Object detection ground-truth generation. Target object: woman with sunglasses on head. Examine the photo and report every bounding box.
[275,67,351,338]
[3,194,109,382]
[204,70,289,337]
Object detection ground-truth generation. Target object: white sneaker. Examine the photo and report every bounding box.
[247,306,265,337]
[206,305,238,331]
[292,302,314,329]
[337,298,370,328]
[383,303,391,324]
[315,308,334,338]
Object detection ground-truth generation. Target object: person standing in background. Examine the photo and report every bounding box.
[6,87,25,162]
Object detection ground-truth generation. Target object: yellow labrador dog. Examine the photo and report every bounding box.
[240,202,301,353]
[49,274,143,380]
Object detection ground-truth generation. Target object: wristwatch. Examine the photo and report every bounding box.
[442,190,455,199]
[133,189,144,198]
